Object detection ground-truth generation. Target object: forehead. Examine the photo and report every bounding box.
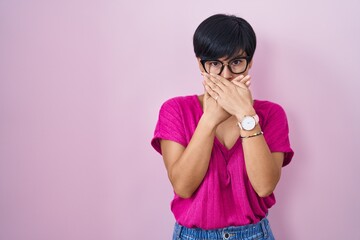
[218,50,247,61]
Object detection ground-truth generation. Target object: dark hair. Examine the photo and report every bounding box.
[193,14,257,61]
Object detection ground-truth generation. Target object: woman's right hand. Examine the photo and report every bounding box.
[202,79,231,127]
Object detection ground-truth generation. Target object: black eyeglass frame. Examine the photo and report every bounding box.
[200,56,251,75]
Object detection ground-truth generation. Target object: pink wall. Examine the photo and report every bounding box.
[1,1,359,239]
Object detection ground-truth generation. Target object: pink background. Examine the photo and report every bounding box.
[1,1,359,239]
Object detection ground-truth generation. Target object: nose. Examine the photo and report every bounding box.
[220,64,233,80]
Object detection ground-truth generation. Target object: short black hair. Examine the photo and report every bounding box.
[193,14,257,61]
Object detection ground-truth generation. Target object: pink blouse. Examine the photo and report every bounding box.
[151,95,294,230]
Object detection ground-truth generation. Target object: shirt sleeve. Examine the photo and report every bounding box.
[151,98,187,155]
[262,103,294,167]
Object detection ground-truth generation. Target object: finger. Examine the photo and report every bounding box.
[243,75,251,88]
[233,75,251,89]
[202,81,209,96]
[233,80,251,89]
[233,82,247,90]
[202,82,213,105]
[204,72,227,89]
[240,75,251,84]
[204,75,223,93]
[208,73,230,87]
[234,77,250,88]
[232,74,246,83]
[203,81,219,100]
[233,75,250,84]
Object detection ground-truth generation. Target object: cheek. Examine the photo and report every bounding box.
[199,65,205,72]
[243,69,251,76]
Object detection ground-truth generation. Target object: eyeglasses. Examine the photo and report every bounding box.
[200,56,251,75]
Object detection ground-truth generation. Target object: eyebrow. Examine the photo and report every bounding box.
[215,55,248,62]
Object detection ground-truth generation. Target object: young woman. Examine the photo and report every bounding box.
[151,14,294,240]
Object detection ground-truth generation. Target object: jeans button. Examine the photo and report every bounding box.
[224,232,230,239]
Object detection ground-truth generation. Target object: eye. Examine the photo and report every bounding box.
[231,59,244,65]
[209,61,221,67]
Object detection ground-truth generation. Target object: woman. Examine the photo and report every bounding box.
[151,14,294,240]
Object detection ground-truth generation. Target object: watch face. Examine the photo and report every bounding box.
[241,116,256,130]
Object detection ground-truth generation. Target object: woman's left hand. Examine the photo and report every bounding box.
[203,73,256,119]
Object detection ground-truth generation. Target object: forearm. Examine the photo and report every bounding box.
[169,114,216,198]
[240,125,281,197]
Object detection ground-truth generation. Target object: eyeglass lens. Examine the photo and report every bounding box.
[204,58,247,74]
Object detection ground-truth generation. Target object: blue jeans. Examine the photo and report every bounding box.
[172,216,275,240]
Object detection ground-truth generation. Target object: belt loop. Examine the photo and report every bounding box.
[261,218,268,239]
[176,223,183,239]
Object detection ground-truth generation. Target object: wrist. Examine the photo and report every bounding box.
[199,113,219,130]
[239,124,262,136]
[240,130,263,139]
[235,107,256,122]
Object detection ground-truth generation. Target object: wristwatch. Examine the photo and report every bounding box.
[237,114,259,131]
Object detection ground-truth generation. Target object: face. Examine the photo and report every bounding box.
[197,51,253,81]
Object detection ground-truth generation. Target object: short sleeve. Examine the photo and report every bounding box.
[151,98,187,155]
[262,103,294,167]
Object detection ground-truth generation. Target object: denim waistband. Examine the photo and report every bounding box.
[173,216,270,240]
